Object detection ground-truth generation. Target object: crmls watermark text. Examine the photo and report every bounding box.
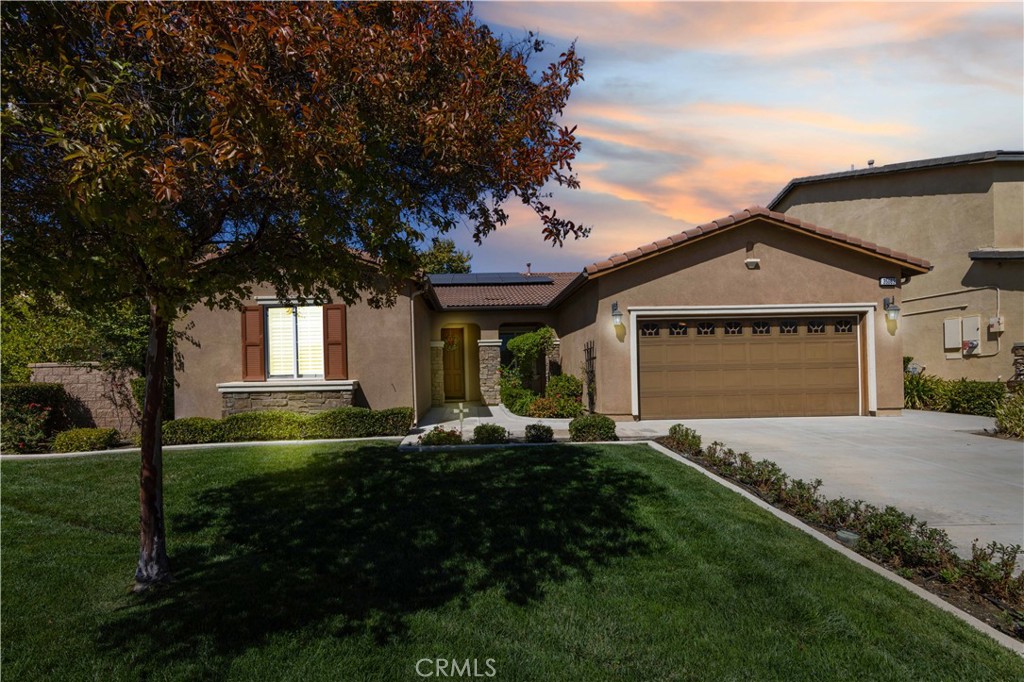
[415,658,497,678]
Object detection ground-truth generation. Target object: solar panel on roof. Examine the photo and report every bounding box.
[428,273,554,285]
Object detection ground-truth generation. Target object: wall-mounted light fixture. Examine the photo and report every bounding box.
[744,258,761,270]
[883,297,901,322]
[611,301,623,328]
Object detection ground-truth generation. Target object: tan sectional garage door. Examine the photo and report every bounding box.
[638,317,860,419]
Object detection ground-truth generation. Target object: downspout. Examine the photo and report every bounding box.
[902,286,1002,358]
[409,287,426,426]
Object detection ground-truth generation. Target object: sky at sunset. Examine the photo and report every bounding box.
[446,1,1024,273]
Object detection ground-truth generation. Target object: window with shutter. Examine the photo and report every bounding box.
[264,305,327,379]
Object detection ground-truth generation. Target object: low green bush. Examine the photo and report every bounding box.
[219,411,305,442]
[995,391,1024,439]
[419,426,463,446]
[942,378,1005,417]
[53,427,119,453]
[903,372,1006,416]
[667,424,701,455]
[162,417,222,445]
[568,414,617,442]
[303,407,375,439]
[473,423,509,444]
[1,382,69,436]
[903,372,942,410]
[372,407,416,436]
[526,397,560,418]
[524,423,554,443]
[498,372,537,416]
[660,428,1024,611]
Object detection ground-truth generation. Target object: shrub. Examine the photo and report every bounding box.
[473,423,509,444]
[526,397,560,418]
[53,427,119,453]
[903,372,942,410]
[569,414,617,442]
[130,376,174,422]
[219,411,305,442]
[1,382,68,434]
[372,407,416,436]
[1,402,54,453]
[545,373,584,418]
[419,426,463,446]
[964,542,1024,603]
[667,424,701,455]
[499,371,537,416]
[162,417,222,445]
[524,423,554,443]
[505,326,556,384]
[303,407,374,439]
[995,391,1024,438]
[942,379,1005,417]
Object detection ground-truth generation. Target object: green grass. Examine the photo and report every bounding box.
[3,443,1021,681]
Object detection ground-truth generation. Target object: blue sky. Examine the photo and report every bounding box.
[448,1,1024,273]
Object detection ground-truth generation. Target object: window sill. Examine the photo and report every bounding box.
[217,380,358,393]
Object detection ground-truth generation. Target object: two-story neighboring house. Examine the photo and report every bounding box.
[770,151,1023,382]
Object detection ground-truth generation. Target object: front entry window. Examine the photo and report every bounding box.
[266,305,324,378]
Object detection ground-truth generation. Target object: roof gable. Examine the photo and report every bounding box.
[583,207,931,278]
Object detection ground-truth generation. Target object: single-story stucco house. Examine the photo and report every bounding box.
[174,206,931,423]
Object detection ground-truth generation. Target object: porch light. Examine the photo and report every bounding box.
[883,297,901,322]
[611,302,623,328]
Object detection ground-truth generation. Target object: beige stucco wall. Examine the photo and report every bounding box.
[174,282,422,420]
[774,159,1023,381]
[556,219,908,417]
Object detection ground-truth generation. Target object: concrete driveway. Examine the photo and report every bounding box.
[625,410,1024,556]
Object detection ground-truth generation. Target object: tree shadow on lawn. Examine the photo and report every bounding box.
[98,445,661,673]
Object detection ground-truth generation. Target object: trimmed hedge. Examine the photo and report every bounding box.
[162,417,222,445]
[568,414,618,442]
[219,411,308,442]
[158,407,415,445]
[53,428,119,453]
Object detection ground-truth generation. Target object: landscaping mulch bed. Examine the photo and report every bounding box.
[654,436,1024,642]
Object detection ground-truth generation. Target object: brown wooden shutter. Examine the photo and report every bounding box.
[241,306,266,381]
[323,304,348,380]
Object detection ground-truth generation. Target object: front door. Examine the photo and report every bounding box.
[442,328,465,400]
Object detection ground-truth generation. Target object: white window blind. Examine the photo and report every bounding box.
[266,305,324,378]
[295,306,324,376]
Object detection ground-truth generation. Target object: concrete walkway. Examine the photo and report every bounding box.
[413,406,1023,555]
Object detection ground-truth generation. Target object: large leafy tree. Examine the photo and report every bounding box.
[1,1,585,589]
[420,238,473,274]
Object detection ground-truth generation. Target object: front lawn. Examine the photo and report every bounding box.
[3,443,1021,680]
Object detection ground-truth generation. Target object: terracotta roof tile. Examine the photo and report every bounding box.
[583,206,932,276]
[430,272,582,309]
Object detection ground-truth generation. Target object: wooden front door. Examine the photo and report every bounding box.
[441,328,465,400]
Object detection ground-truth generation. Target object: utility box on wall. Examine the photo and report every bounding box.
[961,316,982,355]
[943,318,962,358]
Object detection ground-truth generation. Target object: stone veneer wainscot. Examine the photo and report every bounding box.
[217,380,359,417]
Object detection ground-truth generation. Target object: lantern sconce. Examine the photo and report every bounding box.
[611,301,623,328]
[883,297,901,322]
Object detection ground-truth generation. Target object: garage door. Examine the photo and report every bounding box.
[638,317,860,419]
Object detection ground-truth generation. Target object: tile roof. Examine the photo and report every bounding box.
[583,206,932,276]
[768,150,1024,209]
[429,271,583,309]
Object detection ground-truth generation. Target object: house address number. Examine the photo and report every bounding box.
[878,277,898,287]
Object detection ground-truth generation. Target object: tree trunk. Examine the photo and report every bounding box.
[134,305,172,590]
